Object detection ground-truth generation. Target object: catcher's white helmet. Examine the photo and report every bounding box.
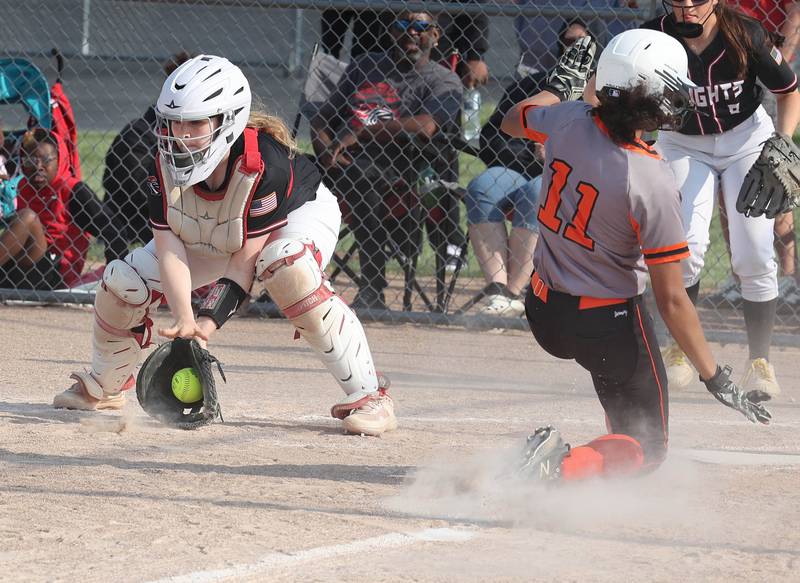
[155,55,251,187]
[596,29,696,129]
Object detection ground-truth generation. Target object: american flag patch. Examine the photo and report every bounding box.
[771,46,783,65]
[250,191,278,217]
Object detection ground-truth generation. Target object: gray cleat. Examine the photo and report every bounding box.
[518,426,571,481]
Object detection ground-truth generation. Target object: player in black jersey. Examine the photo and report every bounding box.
[632,1,800,397]
[53,55,397,436]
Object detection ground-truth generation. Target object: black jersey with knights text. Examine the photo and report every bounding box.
[148,131,321,237]
[642,14,797,135]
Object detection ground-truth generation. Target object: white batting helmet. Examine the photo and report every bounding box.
[596,29,696,127]
[155,55,251,187]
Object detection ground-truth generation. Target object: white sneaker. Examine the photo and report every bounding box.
[740,358,780,398]
[662,342,695,391]
[53,377,125,411]
[478,294,525,318]
[340,389,398,436]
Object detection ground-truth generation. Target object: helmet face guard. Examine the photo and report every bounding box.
[154,112,234,185]
[154,55,251,188]
[654,67,694,130]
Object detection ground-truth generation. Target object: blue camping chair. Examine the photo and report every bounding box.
[0,58,52,130]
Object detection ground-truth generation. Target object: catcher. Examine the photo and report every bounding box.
[53,55,397,436]
[501,30,771,482]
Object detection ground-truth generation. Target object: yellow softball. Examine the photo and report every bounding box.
[171,367,203,404]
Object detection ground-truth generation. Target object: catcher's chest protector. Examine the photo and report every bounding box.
[159,128,264,257]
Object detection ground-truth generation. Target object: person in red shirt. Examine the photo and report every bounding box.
[0,129,126,290]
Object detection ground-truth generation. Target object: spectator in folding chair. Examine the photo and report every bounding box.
[102,51,193,259]
[0,129,127,290]
[311,10,463,311]
[465,20,591,317]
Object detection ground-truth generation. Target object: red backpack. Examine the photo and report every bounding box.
[48,80,81,180]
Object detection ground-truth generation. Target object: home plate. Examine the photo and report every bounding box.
[676,448,800,466]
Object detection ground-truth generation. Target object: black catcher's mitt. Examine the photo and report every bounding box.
[736,132,800,219]
[544,35,597,102]
[136,338,225,430]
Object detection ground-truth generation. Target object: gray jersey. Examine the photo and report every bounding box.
[523,101,689,298]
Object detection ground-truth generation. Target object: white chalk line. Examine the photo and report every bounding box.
[147,527,475,583]
[674,448,800,466]
[296,414,800,428]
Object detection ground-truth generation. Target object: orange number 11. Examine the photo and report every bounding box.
[537,159,598,251]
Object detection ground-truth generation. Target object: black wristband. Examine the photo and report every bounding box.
[197,278,249,329]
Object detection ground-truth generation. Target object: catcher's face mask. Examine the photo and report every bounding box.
[155,112,233,184]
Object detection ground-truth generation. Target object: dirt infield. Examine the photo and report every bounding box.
[1,304,799,583]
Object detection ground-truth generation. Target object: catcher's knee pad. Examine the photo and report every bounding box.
[257,238,378,395]
[89,249,162,394]
[95,249,161,331]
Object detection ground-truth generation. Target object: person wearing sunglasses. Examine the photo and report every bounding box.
[0,129,127,291]
[632,0,800,399]
[311,10,463,310]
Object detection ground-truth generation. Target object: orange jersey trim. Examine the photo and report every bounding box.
[628,213,642,245]
[521,104,549,143]
[645,250,691,265]
[644,241,690,265]
[531,272,627,310]
[593,116,661,159]
[642,241,690,256]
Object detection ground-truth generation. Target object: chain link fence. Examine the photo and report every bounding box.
[1,0,798,344]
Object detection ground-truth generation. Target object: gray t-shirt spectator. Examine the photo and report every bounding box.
[316,52,463,175]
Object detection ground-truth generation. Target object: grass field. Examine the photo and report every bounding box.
[76,122,800,291]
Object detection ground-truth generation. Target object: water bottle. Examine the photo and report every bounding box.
[462,87,482,146]
[416,166,445,210]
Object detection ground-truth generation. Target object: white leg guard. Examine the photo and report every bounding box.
[86,249,163,395]
[257,238,378,396]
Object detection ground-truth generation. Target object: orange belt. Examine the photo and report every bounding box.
[531,272,628,310]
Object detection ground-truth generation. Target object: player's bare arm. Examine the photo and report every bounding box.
[153,228,205,342]
[500,91,560,139]
[775,88,800,136]
[648,260,717,380]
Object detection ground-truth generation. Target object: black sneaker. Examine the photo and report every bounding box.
[517,426,570,481]
[350,288,387,311]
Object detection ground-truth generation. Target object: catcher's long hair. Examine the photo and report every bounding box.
[247,96,297,157]
[591,83,673,147]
